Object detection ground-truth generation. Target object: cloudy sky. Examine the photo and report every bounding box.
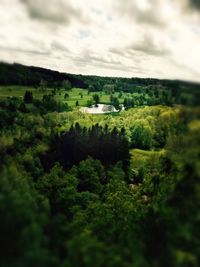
[0,0,200,81]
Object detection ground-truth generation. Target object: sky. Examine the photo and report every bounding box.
[0,0,200,81]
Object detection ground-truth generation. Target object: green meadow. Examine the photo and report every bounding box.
[0,86,126,107]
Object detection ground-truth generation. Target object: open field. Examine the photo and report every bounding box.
[0,86,127,107]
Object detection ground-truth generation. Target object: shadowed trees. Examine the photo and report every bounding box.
[41,123,130,172]
[24,91,33,103]
[93,94,100,106]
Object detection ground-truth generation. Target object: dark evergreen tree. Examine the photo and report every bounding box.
[23,90,33,103]
[93,94,100,106]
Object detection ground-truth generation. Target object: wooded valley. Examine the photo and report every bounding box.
[0,63,200,267]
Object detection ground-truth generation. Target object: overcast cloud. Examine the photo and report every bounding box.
[0,0,199,81]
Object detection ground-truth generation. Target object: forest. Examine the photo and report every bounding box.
[0,63,200,267]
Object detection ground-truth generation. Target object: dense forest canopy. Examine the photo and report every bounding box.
[0,63,200,267]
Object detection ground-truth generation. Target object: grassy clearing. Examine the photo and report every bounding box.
[0,86,126,107]
[130,148,165,169]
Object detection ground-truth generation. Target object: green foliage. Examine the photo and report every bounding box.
[110,96,120,110]
[40,79,47,91]
[131,122,153,149]
[86,99,93,107]
[93,94,100,106]
[19,102,27,113]
[64,93,69,99]
[62,80,72,91]
[0,71,199,267]
[123,97,135,109]
[41,123,130,171]
[0,164,54,267]
[103,84,115,94]
[72,157,105,194]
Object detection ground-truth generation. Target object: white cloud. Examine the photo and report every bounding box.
[0,0,199,81]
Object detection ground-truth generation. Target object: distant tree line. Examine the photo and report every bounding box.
[0,62,87,88]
